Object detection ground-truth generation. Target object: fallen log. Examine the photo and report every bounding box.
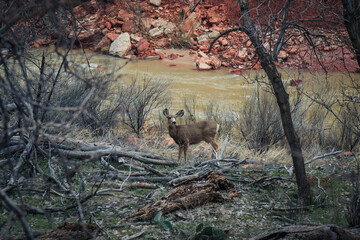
[93,182,157,189]
[168,171,206,187]
[250,224,360,240]
[107,174,174,183]
[56,148,177,166]
[127,171,237,221]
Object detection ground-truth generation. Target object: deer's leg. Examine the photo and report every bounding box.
[178,145,183,162]
[183,142,189,163]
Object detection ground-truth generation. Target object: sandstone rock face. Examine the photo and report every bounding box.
[109,32,131,57]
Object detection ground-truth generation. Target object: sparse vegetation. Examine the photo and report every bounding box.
[1,66,359,238]
[1,0,360,239]
[116,74,171,137]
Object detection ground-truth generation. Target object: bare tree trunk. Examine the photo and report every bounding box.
[342,0,360,69]
[239,0,312,205]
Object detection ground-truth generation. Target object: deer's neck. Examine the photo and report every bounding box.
[167,124,178,139]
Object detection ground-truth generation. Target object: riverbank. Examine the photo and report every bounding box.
[29,0,358,73]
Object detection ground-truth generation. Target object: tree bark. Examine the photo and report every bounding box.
[342,0,360,69]
[239,0,312,204]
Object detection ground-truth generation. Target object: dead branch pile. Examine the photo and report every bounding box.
[1,134,177,190]
[128,171,238,221]
[41,134,177,166]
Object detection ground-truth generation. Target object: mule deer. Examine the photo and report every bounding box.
[163,108,219,163]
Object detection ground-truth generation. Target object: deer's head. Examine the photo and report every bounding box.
[163,108,184,125]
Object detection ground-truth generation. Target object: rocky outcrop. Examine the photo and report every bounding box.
[30,0,358,73]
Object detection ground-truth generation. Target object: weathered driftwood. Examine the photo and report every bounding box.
[128,171,236,221]
[249,224,360,240]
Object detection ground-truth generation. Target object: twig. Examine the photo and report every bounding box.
[253,176,296,185]
[9,135,35,185]
[120,159,133,190]
[0,189,34,239]
[305,150,342,165]
[122,230,145,240]
[72,190,84,223]
[90,212,111,239]
[195,158,248,168]
[272,204,322,212]
[316,176,328,202]
[272,215,298,224]
[209,143,218,160]
[143,165,167,177]
[100,156,119,172]
[285,150,343,176]
[218,134,229,160]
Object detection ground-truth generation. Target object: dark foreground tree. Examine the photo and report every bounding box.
[239,0,311,205]
[208,0,314,204]
[342,0,360,69]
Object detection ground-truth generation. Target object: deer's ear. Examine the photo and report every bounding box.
[163,108,169,116]
[176,110,184,117]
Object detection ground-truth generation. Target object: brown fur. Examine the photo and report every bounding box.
[163,109,219,163]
